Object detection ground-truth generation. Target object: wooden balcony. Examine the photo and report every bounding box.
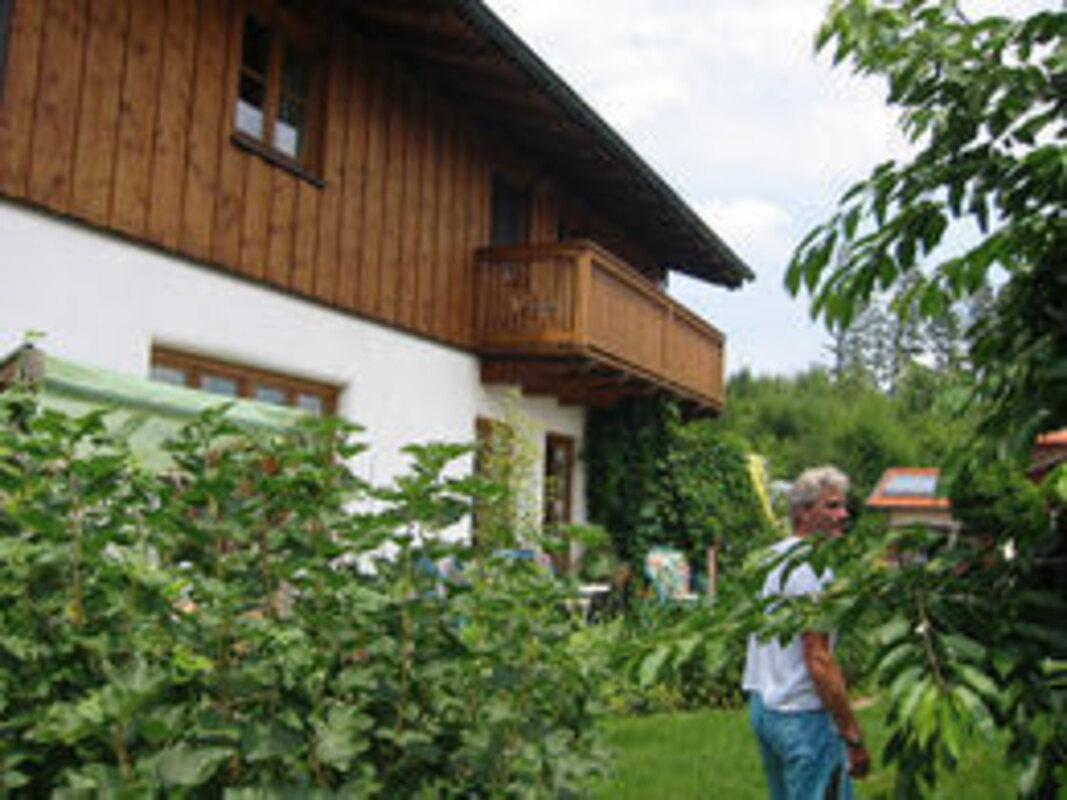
[473,241,725,412]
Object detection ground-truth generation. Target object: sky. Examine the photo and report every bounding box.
[481,0,912,376]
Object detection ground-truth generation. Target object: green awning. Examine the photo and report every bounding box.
[1,346,308,470]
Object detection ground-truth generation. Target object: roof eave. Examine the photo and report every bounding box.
[449,0,754,287]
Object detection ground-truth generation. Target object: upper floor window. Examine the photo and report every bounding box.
[150,346,339,416]
[490,174,530,246]
[234,2,324,172]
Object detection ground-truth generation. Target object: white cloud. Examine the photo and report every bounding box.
[698,198,793,270]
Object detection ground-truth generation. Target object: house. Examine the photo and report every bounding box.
[1029,429,1067,484]
[0,0,750,540]
[866,467,959,533]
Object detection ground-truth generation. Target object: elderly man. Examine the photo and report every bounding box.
[743,465,870,799]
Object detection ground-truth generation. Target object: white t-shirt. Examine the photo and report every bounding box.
[742,536,833,712]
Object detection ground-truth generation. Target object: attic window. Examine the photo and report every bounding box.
[233,3,324,173]
[150,347,339,415]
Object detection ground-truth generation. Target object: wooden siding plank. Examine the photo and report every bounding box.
[435,108,459,342]
[69,0,129,225]
[147,0,198,249]
[291,180,321,296]
[0,0,45,197]
[336,44,370,311]
[397,75,423,331]
[112,0,166,236]
[27,0,88,212]
[239,156,271,279]
[415,93,440,333]
[211,0,245,268]
[181,0,228,259]
[468,138,490,346]
[311,28,349,305]
[378,62,406,323]
[448,127,473,344]
[266,168,297,288]
[358,52,387,317]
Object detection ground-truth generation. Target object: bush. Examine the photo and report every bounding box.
[0,392,606,795]
[574,590,754,717]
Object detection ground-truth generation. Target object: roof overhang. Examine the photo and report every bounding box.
[337,0,754,288]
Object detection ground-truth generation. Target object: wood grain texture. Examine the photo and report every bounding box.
[397,75,423,331]
[379,62,405,323]
[415,92,440,333]
[239,155,271,279]
[28,0,87,212]
[433,109,457,340]
[112,0,166,235]
[311,26,348,305]
[266,167,297,287]
[147,0,198,249]
[210,0,244,267]
[450,128,475,346]
[336,43,369,311]
[70,0,129,224]
[0,0,46,196]
[358,52,387,317]
[182,0,228,259]
[291,179,321,296]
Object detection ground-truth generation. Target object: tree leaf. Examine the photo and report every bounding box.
[638,646,671,689]
[957,664,998,700]
[155,746,232,788]
[315,707,371,770]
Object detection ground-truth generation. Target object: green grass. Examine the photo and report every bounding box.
[593,704,1020,799]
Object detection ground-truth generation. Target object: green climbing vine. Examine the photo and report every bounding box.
[585,397,775,580]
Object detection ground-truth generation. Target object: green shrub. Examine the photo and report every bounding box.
[572,591,752,716]
[0,391,606,795]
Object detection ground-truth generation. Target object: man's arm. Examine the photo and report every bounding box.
[802,631,870,778]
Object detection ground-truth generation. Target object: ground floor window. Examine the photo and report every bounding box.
[149,346,338,415]
[543,432,575,527]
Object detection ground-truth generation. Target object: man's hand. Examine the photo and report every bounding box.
[847,741,870,778]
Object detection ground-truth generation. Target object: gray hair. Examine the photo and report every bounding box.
[788,465,850,522]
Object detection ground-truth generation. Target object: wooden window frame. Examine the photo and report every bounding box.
[230,0,327,179]
[151,346,339,415]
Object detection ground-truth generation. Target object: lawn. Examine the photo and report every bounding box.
[593,704,1020,798]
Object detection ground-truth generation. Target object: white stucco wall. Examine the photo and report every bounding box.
[1,199,587,535]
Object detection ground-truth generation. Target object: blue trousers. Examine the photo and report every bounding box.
[748,692,852,800]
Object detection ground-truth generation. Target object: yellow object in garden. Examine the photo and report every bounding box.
[747,454,776,524]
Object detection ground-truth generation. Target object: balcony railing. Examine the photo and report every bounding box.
[473,241,725,409]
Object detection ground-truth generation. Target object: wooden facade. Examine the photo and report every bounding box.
[0,0,734,411]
